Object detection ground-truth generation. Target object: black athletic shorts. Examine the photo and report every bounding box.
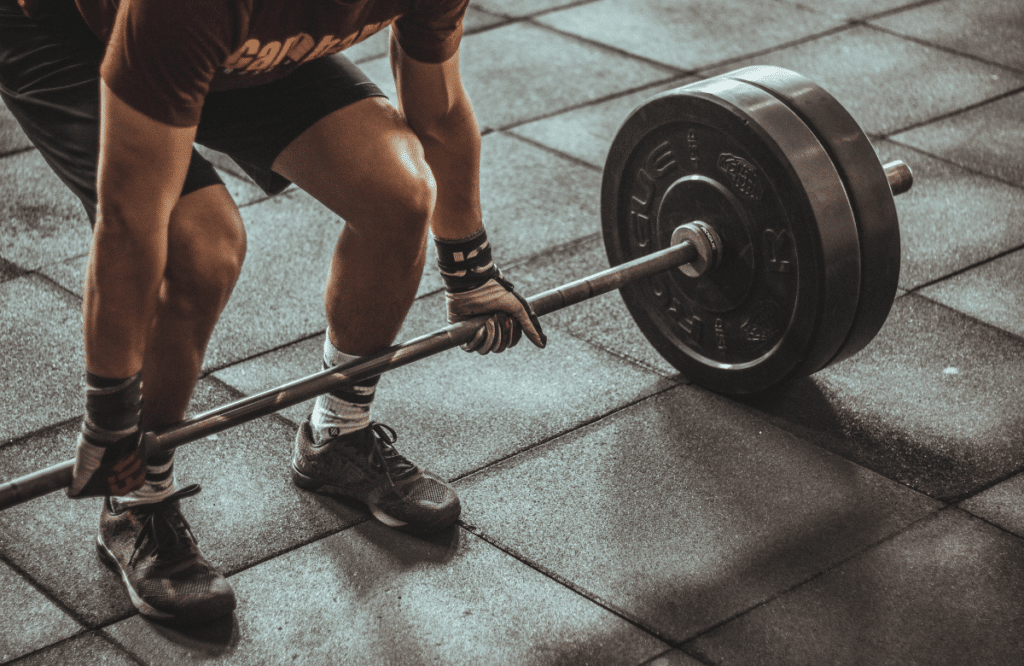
[0,0,385,224]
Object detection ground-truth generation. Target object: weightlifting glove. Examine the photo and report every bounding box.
[66,372,147,498]
[435,229,546,354]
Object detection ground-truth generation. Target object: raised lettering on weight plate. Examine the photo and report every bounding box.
[715,318,727,353]
[631,210,650,247]
[687,129,699,170]
[650,142,678,177]
[669,297,702,343]
[763,228,794,273]
[629,169,654,247]
[717,153,764,200]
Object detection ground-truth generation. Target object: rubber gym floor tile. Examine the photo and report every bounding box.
[873,141,1024,290]
[644,650,706,666]
[871,0,1024,72]
[0,276,84,444]
[214,291,674,481]
[104,522,668,666]
[456,385,939,642]
[892,91,1024,190]
[920,247,1024,340]
[477,132,605,263]
[536,0,842,72]
[684,509,1024,665]
[960,474,1024,540]
[773,0,923,20]
[360,21,676,131]
[0,378,363,628]
[509,77,697,169]
[0,103,31,155]
[471,0,595,18]
[0,560,81,663]
[0,150,92,272]
[744,294,1024,502]
[705,25,1024,136]
[8,631,137,666]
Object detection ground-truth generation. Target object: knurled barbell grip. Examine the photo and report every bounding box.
[0,239,699,510]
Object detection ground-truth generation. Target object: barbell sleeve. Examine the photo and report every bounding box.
[0,239,699,510]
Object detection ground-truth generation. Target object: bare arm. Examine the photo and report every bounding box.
[389,31,481,240]
[84,80,197,377]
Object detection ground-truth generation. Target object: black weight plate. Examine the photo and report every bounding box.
[726,66,900,369]
[602,77,861,395]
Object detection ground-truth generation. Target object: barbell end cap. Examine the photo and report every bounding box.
[883,160,913,197]
[670,221,723,278]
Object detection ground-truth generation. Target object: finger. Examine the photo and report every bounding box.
[507,315,523,349]
[511,298,546,349]
[478,318,500,355]
[493,314,513,353]
[462,322,490,353]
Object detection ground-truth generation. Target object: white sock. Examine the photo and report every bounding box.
[311,332,379,442]
[112,451,178,508]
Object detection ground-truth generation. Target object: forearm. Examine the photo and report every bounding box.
[84,81,194,378]
[84,201,170,378]
[415,97,483,241]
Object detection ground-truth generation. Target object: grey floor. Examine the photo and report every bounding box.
[3,0,1024,664]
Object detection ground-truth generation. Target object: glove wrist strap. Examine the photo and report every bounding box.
[434,228,497,293]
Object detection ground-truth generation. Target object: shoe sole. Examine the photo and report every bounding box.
[95,535,175,621]
[290,464,443,531]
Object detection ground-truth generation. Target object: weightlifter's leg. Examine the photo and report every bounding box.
[273,96,460,533]
[129,183,247,502]
[274,97,433,357]
[89,182,243,622]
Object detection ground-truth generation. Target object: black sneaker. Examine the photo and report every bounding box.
[96,484,236,622]
[292,421,461,534]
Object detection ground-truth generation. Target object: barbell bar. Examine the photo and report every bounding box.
[0,66,914,510]
[0,234,707,510]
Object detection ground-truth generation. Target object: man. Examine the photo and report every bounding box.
[0,0,545,623]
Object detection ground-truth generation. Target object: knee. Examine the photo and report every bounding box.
[377,157,436,245]
[164,195,247,321]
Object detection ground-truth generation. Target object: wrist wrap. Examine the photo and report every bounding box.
[434,228,497,293]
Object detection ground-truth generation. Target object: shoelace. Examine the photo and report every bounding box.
[128,484,201,566]
[367,423,418,480]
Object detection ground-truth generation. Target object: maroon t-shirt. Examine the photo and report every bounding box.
[19,0,468,127]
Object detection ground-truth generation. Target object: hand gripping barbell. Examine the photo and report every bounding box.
[0,66,912,510]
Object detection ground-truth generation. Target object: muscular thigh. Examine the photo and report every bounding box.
[271,96,435,230]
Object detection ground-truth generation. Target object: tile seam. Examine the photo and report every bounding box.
[496,73,689,137]
[523,17,688,76]
[860,22,1024,76]
[458,520,677,645]
[689,23,857,77]
[676,506,949,649]
[450,382,679,485]
[0,549,94,630]
[883,126,1024,192]
[1,415,81,452]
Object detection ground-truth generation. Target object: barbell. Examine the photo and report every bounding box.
[0,66,912,510]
